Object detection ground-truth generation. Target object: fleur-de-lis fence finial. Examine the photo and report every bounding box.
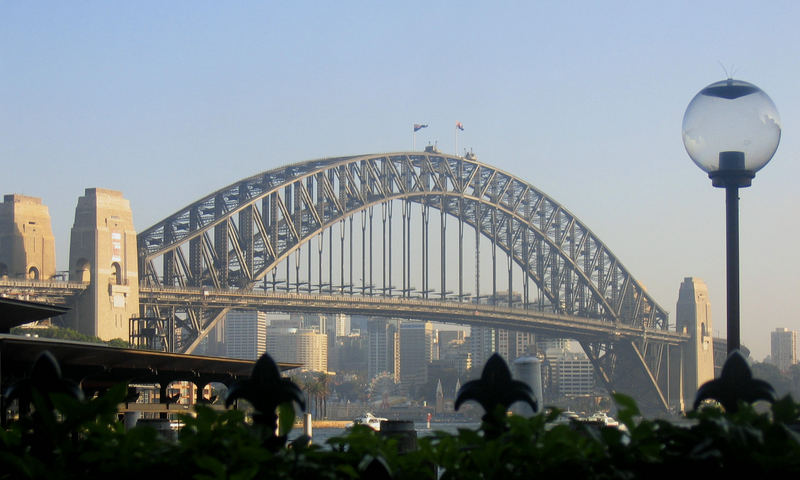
[694,350,776,413]
[225,352,305,449]
[455,353,536,436]
[3,350,84,416]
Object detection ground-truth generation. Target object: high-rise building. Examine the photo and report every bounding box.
[350,315,370,333]
[676,277,714,409]
[496,329,536,363]
[438,330,464,357]
[267,327,328,372]
[468,326,495,374]
[332,313,350,337]
[399,321,434,390]
[335,333,367,376]
[367,318,398,381]
[437,330,471,375]
[224,310,267,360]
[548,351,595,397]
[771,328,798,372]
[296,313,326,333]
[537,337,571,355]
[323,313,351,372]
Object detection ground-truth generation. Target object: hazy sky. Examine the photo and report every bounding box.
[3,2,799,360]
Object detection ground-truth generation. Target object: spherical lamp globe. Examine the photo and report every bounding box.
[682,79,781,187]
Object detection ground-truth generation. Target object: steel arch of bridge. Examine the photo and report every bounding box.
[138,152,675,411]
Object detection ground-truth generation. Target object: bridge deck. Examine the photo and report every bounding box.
[140,286,688,345]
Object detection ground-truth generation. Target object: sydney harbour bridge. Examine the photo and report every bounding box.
[2,150,689,412]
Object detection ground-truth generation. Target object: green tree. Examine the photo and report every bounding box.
[751,362,792,397]
[12,326,107,344]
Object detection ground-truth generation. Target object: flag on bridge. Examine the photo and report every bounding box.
[414,123,428,132]
[456,122,464,131]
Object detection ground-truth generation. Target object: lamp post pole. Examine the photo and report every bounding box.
[724,182,740,353]
[710,151,754,354]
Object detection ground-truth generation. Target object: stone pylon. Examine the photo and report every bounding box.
[676,277,715,409]
[66,188,139,341]
[0,194,56,280]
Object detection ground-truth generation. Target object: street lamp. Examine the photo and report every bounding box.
[682,78,781,353]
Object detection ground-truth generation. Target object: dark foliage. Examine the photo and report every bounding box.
[3,351,800,478]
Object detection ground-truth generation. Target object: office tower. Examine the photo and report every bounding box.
[350,315,369,333]
[537,337,571,355]
[771,328,798,372]
[224,310,267,360]
[335,333,368,376]
[438,330,465,346]
[676,277,714,408]
[468,326,496,373]
[398,321,434,390]
[297,312,326,333]
[497,329,511,360]
[367,318,398,381]
[550,351,595,396]
[332,313,350,337]
[436,336,471,376]
[497,330,536,362]
[266,327,328,372]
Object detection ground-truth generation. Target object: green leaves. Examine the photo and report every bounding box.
[4,349,800,477]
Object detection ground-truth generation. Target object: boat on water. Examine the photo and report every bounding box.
[547,410,625,431]
[346,413,388,431]
[585,412,620,428]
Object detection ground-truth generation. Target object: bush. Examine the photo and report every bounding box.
[3,388,800,479]
[4,351,800,478]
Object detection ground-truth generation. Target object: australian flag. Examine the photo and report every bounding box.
[413,123,428,132]
[456,122,464,131]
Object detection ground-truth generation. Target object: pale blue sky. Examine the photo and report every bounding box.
[2,1,799,360]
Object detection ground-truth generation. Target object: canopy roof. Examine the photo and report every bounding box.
[0,297,69,333]
[0,335,300,391]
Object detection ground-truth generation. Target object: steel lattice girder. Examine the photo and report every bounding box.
[137,152,674,409]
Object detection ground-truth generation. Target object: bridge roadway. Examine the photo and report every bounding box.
[0,279,687,345]
[0,279,88,305]
[140,286,688,346]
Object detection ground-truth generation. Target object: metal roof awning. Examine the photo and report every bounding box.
[0,335,301,391]
[0,297,69,333]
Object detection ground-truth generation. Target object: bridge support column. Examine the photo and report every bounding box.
[676,277,714,410]
[0,194,56,281]
[668,344,685,412]
[65,188,139,341]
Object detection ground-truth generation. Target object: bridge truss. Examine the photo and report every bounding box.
[138,151,681,412]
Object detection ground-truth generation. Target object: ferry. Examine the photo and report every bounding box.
[347,413,388,431]
[585,412,620,428]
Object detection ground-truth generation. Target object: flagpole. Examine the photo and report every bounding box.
[413,131,416,151]
[454,125,457,156]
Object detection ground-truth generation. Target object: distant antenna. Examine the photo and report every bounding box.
[718,62,737,79]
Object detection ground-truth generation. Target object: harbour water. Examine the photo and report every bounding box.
[290,421,481,447]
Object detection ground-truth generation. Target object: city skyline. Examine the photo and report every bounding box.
[3,2,799,360]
